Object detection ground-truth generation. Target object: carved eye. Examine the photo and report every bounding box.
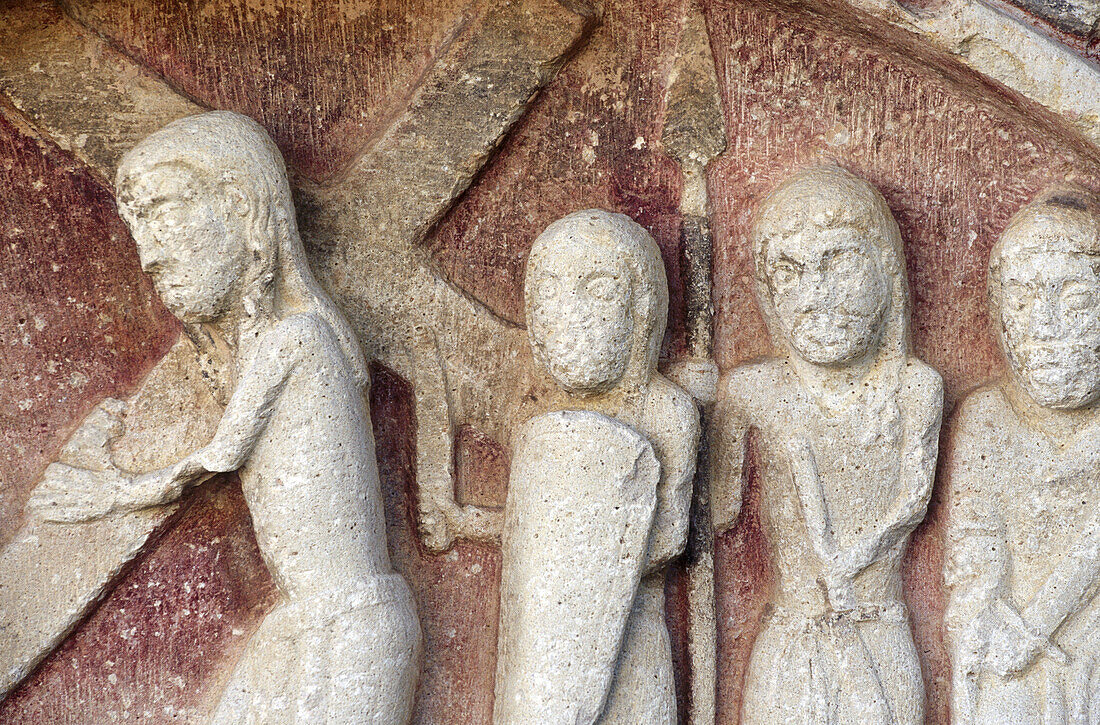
[1003,283,1029,312]
[586,274,622,302]
[1063,286,1096,312]
[537,276,562,302]
[827,249,864,275]
[771,263,799,290]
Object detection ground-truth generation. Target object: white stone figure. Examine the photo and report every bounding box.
[493,210,701,725]
[709,166,943,725]
[25,111,422,724]
[945,188,1100,725]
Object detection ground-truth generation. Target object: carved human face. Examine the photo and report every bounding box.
[118,166,251,323]
[999,248,1100,409]
[528,240,634,395]
[765,225,888,366]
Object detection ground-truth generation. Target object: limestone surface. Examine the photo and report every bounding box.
[711,167,944,725]
[945,188,1100,724]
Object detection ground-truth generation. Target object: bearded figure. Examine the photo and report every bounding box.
[711,166,943,725]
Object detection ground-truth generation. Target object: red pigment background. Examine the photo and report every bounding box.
[0,105,178,547]
[703,1,1100,722]
[4,0,1100,722]
[62,0,488,182]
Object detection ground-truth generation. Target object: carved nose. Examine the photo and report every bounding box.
[795,273,830,312]
[1029,294,1060,340]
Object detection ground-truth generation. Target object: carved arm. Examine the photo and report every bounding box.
[28,318,301,522]
[835,368,943,578]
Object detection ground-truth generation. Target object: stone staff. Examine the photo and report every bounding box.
[661,5,726,723]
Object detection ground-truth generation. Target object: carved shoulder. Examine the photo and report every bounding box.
[648,374,701,443]
[901,358,945,430]
[715,359,784,424]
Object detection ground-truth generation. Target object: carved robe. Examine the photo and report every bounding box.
[946,386,1100,725]
[718,358,939,725]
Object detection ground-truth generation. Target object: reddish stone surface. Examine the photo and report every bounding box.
[7,0,1100,721]
[428,0,690,358]
[62,0,486,181]
[0,477,278,724]
[0,104,178,547]
[453,425,509,510]
[369,363,503,724]
[703,0,1100,722]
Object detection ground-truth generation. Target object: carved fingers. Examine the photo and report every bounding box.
[26,462,129,523]
[57,397,128,470]
[450,504,504,545]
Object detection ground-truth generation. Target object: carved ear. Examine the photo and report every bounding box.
[224,183,252,220]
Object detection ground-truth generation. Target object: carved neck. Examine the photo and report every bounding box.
[185,301,276,405]
[789,348,879,401]
[1004,378,1100,444]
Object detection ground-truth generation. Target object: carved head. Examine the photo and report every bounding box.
[115,111,293,324]
[524,210,668,396]
[990,189,1100,410]
[752,166,905,367]
[115,111,369,387]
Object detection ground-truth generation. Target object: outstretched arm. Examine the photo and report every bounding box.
[409,326,505,551]
[28,319,302,522]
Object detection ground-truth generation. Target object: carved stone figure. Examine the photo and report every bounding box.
[493,210,700,724]
[23,112,422,724]
[710,166,943,724]
[945,188,1100,725]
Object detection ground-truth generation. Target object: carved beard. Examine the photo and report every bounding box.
[1015,342,1100,409]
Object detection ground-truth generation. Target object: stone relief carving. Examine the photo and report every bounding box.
[20,112,422,723]
[493,210,700,724]
[3,0,1100,719]
[945,188,1100,724]
[709,166,944,724]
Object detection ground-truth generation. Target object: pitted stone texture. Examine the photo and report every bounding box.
[711,167,943,725]
[11,112,422,722]
[0,106,178,547]
[0,480,277,724]
[0,0,201,180]
[945,190,1100,723]
[702,3,1100,720]
[428,0,689,354]
[494,210,700,724]
[63,0,487,181]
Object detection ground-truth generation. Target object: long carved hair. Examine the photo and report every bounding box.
[116,111,369,390]
[751,165,911,445]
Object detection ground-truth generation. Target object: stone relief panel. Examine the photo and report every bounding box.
[3,0,1100,723]
[945,188,1100,724]
[494,211,699,724]
[710,166,943,724]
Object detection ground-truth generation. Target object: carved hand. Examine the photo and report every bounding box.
[57,397,128,470]
[26,462,132,523]
[821,552,859,611]
[665,357,718,406]
[448,503,505,545]
[984,602,1049,677]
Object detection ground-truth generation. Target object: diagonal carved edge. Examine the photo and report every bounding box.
[848,0,1100,147]
[301,0,595,551]
[0,0,591,699]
